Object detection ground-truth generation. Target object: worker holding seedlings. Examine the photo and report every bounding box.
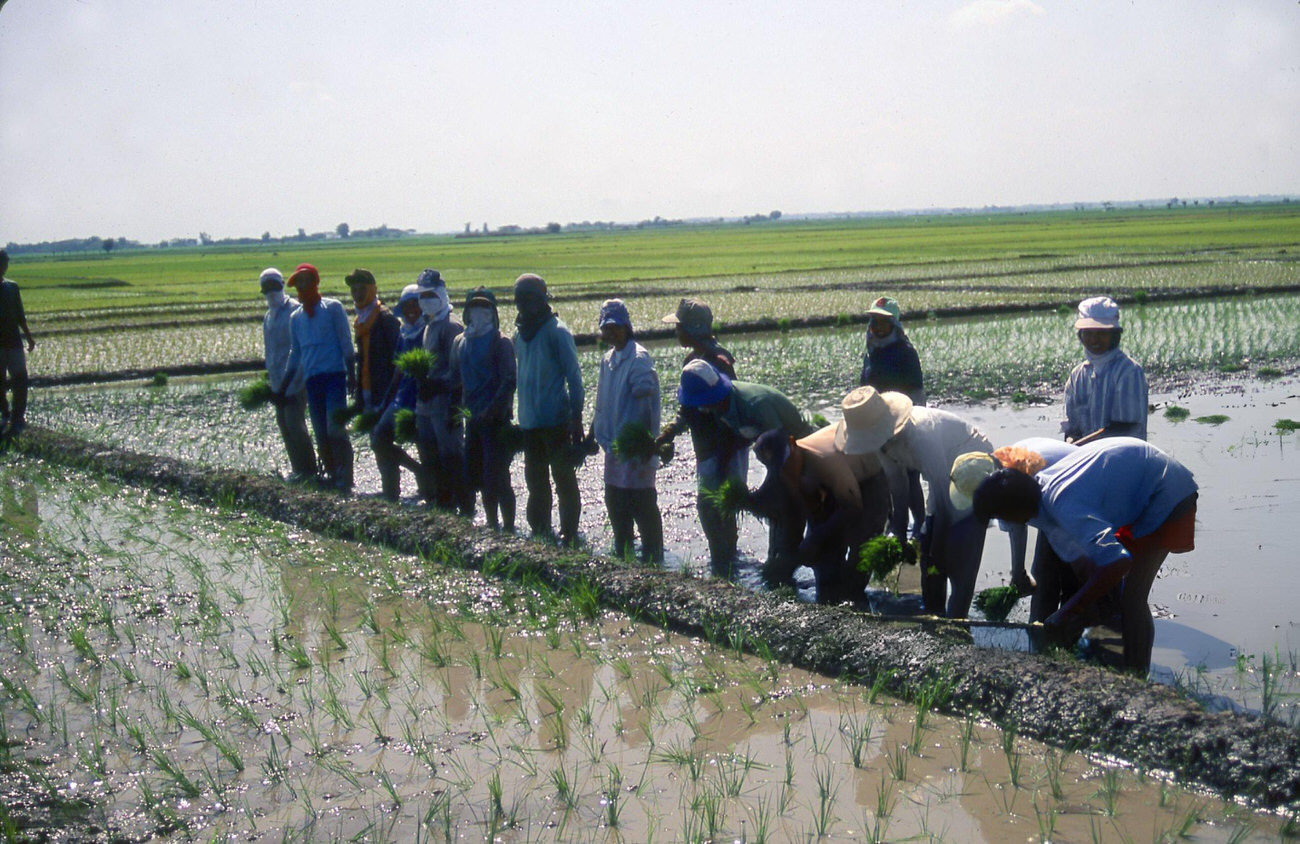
[589,299,663,563]
[512,273,585,546]
[259,267,315,481]
[452,287,517,531]
[413,269,470,513]
[749,396,892,603]
[0,249,37,436]
[677,360,816,583]
[281,263,356,491]
[345,268,400,415]
[370,284,429,501]
[654,298,744,577]
[858,295,926,540]
[839,386,993,618]
[1062,296,1149,444]
[972,437,1198,674]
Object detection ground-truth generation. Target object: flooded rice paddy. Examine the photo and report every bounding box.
[0,461,1291,841]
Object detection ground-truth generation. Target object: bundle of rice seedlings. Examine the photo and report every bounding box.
[857,535,912,584]
[238,375,274,410]
[395,349,437,379]
[393,409,417,444]
[350,409,382,434]
[150,372,169,388]
[974,586,1020,622]
[611,421,656,461]
[697,479,750,520]
[810,412,830,429]
[331,402,362,428]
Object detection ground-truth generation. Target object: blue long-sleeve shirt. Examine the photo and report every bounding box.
[285,298,354,382]
[514,314,584,430]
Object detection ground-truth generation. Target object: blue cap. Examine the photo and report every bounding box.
[417,268,444,289]
[677,359,733,407]
[598,299,632,330]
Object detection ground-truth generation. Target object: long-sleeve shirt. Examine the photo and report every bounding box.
[263,296,305,395]
[593,341,660,488]
[717,381,815,445]
[662,340,739,461]
[415,316,464,419]
[514,313,584,430]
[285,297,354,382]
[860,336,926,405]
[1030,437,1197,568]
[454,331,516,422]
[880,406,992,537]
[1063,348,1148,441]
[0,278,29,350]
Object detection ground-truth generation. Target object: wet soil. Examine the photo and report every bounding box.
[11,424,1300,811]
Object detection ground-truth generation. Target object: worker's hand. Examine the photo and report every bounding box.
[26,337,36,353]
[1043,608,1084,648]
[567,417,585,445]
[1012,570,1036,598]
[656,439,674,465]
[583,433,600,457]
[270,391,288,408]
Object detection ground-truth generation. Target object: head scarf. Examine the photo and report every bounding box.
[288,264,321,317]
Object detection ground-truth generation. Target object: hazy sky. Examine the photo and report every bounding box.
[2,1,1297,244]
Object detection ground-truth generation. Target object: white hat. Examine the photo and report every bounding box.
[1074,296,1121,330]
[834,386,913,454]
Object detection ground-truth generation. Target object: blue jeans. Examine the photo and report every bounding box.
[305,372,352,487]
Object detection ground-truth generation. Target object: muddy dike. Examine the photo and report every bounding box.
[10,425,1300,811]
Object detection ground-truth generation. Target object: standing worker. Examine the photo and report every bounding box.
[0,250,36,436]
[370,284,428,501]
[654,298,744,576]
[454,287,517,531]
[591,299,663,563]
[345,269,400,414]
[413,269,469,513]
[859,295,926,538]
[259,267,316,481]
[1063,296,1148,445]
[513,273,585,546]
[281,263,356,491]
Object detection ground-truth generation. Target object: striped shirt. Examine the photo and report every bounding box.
[1062,348,1148,441]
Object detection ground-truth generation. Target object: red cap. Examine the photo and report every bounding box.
[288,263,320,288]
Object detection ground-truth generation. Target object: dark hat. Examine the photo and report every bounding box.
[345,268,376,287]
[598,299,632,330]
[464,286,498,309]
[753,429,792,471]
[514,273,549,298]
[258,267,285,292]
[972,468,1041,523]
[662,298,714,336]
[417,268,444,289]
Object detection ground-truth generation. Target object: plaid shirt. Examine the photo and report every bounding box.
[1063,349,1148,442]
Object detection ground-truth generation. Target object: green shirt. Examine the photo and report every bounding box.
[718,381,814,445]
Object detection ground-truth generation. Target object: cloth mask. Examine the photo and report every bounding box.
[264,291,287,310]
[420,288,450,321]
[464,307,495,339]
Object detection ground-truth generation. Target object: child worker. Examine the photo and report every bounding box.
[590,300,664,563]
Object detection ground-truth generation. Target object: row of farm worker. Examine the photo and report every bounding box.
[257,262,1196,673]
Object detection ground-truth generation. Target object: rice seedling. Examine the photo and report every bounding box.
[858,535,912,589]
[812,758,839,837]
[395,348,437,380]
[237,374,274,410]
[974,585,1021,622]
[1164,405,1190,421]
[1275,419,1300,433]
[1194,414,1230,425]
[612,421,657,461]
[696,479,750,520]
[349,408,382,434]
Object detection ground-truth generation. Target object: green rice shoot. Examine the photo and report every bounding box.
[1194,414,1230,426]
[1275,419,1300,433]
[237,375,274,410]
[698,479,750,520]
[974,586,1021,622]
[857,535,911,586]
[612,421,656,461]
[331,402,362,428]
[395,348,437,380]
[394,409,417,443]
[350,409,382,434]
[1163,405,1190,421]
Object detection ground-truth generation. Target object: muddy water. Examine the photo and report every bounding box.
[0,461,1287,842]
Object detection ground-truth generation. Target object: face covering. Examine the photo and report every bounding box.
[464,306,495,338]
[264,290,287,310]
[419,287,450,321]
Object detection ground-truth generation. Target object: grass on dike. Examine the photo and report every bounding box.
[13,203,1300,315]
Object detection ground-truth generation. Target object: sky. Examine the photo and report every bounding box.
[2,0,1298,245]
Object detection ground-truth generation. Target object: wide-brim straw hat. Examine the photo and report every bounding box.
[834,386,913,454]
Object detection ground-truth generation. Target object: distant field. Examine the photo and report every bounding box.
[12,203,1300,316]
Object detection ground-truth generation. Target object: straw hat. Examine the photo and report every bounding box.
[834,386,913,454]
[948,452,998,513]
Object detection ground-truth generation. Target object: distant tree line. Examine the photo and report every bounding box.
[5,223,416,257]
